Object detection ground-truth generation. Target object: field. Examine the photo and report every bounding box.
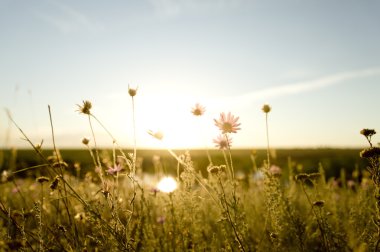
[0,100,379,252]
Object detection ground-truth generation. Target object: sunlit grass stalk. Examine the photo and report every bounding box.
[48,106,75,229]
[8,109,130,248]
[299,180,330,251]
[217,176,246,252]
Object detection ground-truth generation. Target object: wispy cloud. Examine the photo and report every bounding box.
[237,67,380,103]
[35,0,103,34]
[149,0,246,18]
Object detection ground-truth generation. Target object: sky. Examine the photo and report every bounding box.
[1,0,380,150]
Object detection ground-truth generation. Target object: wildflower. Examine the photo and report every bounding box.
[148,130,164,140]
[82,137,90,145]
[360,128,376,138]
[269,165,282,177]
[77,100,92,115]
[262,104,271,113]
[191,103,206,116]
[157,216,165,224]
[36,176,50,184]
[214,112,241,134]
[128,84,138,97]
[213,134,232,150]
[360,147,380,159]
[106,164,123,175]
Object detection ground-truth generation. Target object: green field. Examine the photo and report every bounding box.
[0,146,377,251]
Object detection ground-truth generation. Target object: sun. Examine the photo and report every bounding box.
[156,177,178,193]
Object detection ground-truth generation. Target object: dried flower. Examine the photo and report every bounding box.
[36,176,50,184]
[360,147,380,159]
[82,137,90,145]
[313,200,325,207]
[191,103,206,116]
[77,100,92,115]
[128,84,138,97]
[207,165,224,174]
[106,164,123,175]
[148,130,164,140]
[295,173,309,182]
[360,128,376,138]
[214,112,241,134]
[262,104,271,113]
[213,134,232,150]
[50,176,60,191]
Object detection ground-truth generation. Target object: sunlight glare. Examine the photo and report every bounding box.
[157,177,178,193]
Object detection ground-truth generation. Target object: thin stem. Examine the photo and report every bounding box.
[265,113,271,168]
[131,96,137,175]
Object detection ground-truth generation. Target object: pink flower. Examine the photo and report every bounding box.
[191,103,206,116]
[213,134,232,150]
[214,112,241,134]
[106,164,123,175]
[269,165,282,176]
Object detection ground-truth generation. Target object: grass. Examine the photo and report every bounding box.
[0,97,378,251]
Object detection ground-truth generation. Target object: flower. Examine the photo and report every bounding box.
[262,104,271,113]
[106,164,123,175]
[191,103,206,116]
[360,147,380,159]
[213,134,232,150]
[148,130,164,140]
[128,84,138,97]
[214,112,241,134]
[269,165,282,176]
[77,100,92,115]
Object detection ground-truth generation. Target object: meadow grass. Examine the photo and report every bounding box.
[0,95,378,251]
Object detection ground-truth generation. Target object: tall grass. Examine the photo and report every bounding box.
[0,92,378,251]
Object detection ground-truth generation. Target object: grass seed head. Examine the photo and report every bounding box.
[77,100,92,115]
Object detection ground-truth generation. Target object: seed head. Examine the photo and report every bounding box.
[360,147,380,159]
[360,128,376,138]
[82,137,90,145]
[295,173,309,182]
[128,85,138,97]
[77,100,92,115]
[313,200,325,208]
[262,104,271,113]
[36,176,50,184]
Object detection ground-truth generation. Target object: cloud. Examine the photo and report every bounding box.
[149,0,246,18]
[35,0,103,34]
[236,67,380,103]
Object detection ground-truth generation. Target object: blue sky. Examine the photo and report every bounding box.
[1,0,380,149]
